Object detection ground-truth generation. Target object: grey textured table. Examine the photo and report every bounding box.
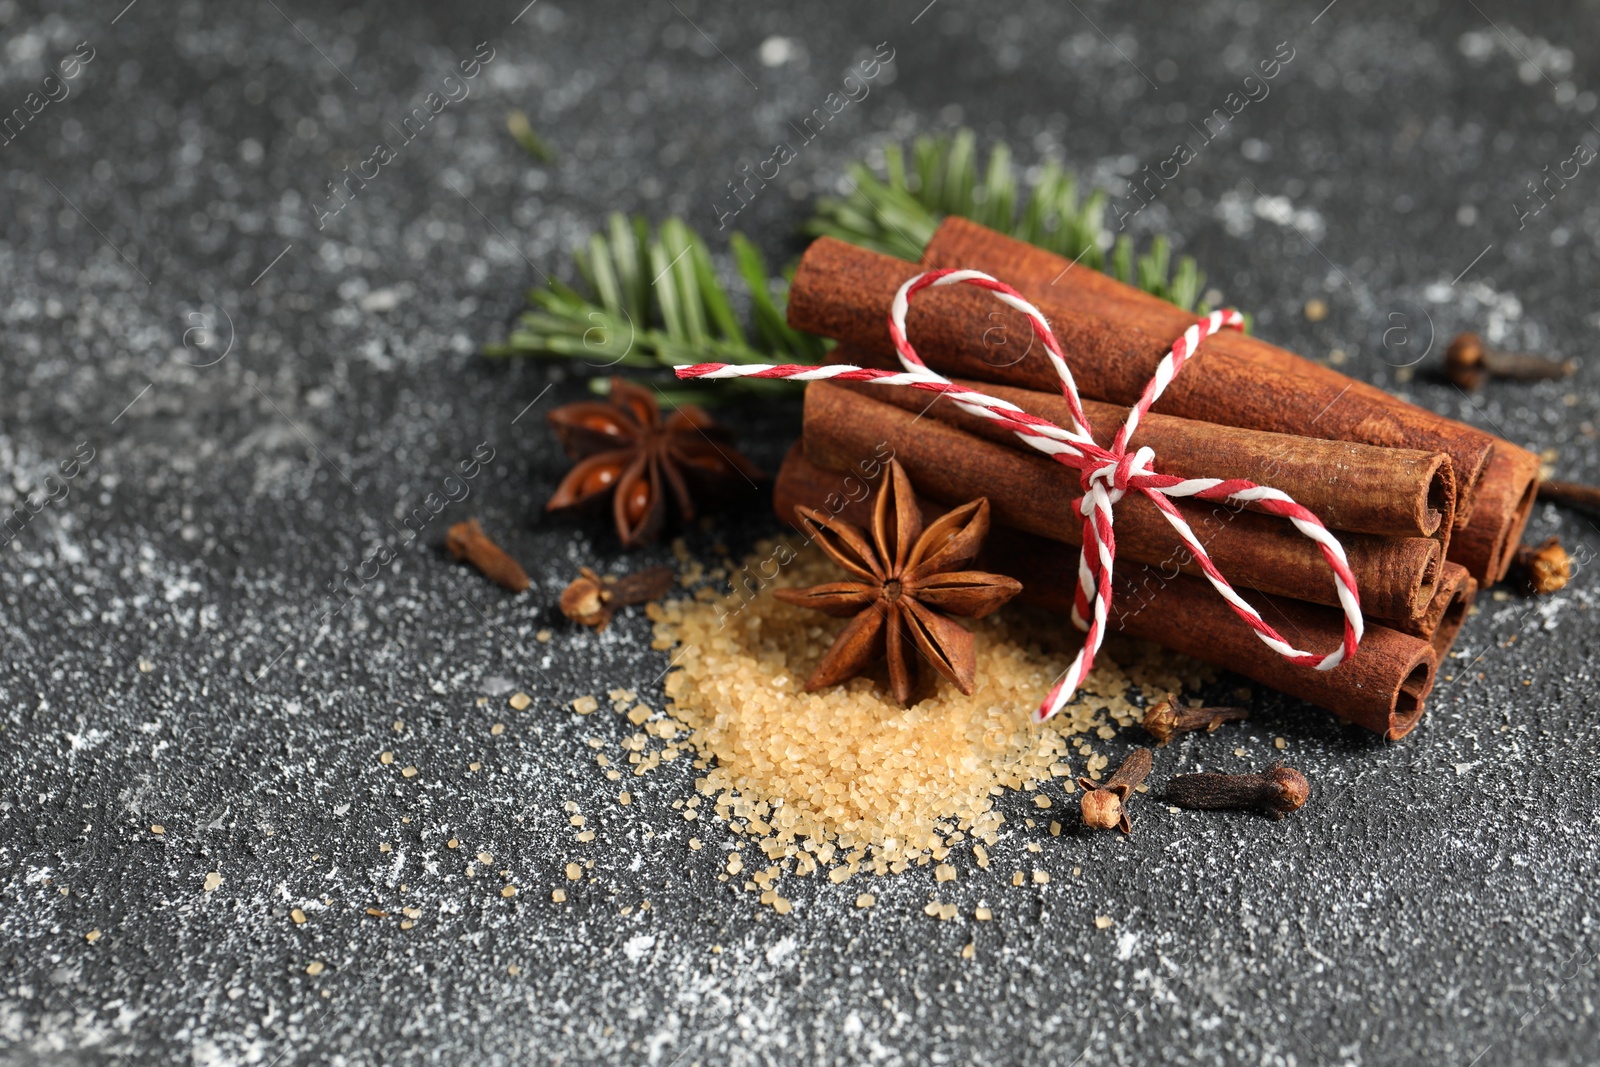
[2,1,1597,1064]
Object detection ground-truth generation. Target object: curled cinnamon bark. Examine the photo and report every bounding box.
[787,225,1495,525]
[833,372,1456,542]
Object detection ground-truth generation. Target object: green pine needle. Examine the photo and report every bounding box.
[806,129,1215,312]
[506,110,557,164]
[484,212,824,398]
[488,128,1227,396]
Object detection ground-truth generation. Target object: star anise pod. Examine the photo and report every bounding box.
[545,378,762,547]
[774,459,1022,706]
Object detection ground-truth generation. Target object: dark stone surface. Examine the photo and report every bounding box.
[1,0,1597,1063]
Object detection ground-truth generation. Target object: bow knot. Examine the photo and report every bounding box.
[1085,443,1153,501]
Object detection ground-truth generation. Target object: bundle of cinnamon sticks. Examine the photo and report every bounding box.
[772,218,1539,740]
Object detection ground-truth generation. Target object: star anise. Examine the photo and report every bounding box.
[545,378,762,547]
[774,459,1022,706]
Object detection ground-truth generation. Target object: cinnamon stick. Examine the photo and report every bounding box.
[787,229,1496,527]
[803,381,1442,621]
[1385,561,1477,659]
[775,446,1437,740]
[828,358,1456,542]
[1444,444,1541,584]
[915,219,1497,527]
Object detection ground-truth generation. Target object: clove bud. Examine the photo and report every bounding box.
[1078,747,1153,834]
[446,519,530,592]
[1445,332,1575,390]
[1538,479,1600,516]
[1166,764,1309,820]
[1511,536,1570,595]
[560,565,675,630]
[1142,694,1249,746]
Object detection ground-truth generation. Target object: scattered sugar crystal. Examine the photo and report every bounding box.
[637,543,1210,875]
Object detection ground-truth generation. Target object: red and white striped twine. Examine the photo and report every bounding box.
[676,268,1363,723]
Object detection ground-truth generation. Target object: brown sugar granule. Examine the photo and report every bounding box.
[571,695,600,715]
[856,893,876,908]
[290,908,307,925]
[85,930,101,943]
[552,889,567,902]
[150,825,165,835]
[305,961,325,976]
[564,863,582,881]
[647,544,1209,871]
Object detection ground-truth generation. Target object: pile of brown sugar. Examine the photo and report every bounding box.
[647,544,1211,881]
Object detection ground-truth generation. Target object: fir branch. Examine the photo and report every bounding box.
[488,130,1227,395]
[807,129,1215,311]
[484,213,825,395]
